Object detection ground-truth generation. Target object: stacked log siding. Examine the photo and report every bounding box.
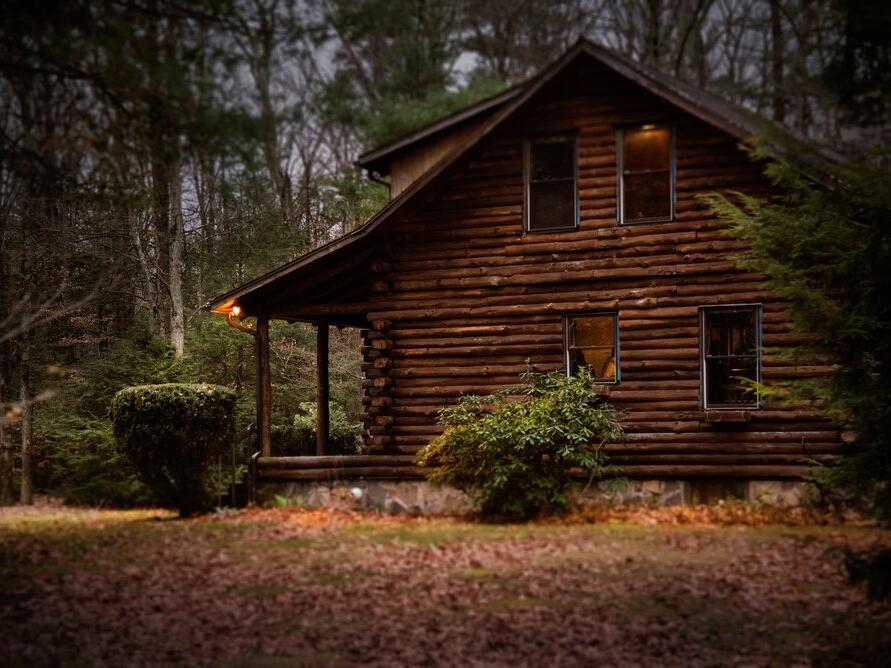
[357,58,843,476]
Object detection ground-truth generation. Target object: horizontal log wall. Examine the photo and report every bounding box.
[357,57,844,477]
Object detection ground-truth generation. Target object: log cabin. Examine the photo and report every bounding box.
[208,39,846,503]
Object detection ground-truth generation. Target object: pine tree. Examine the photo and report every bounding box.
[704,139,891,520]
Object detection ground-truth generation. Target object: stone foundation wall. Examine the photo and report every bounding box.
[258,478,811,515]
[258,480,473,515]
[747,480,809,506]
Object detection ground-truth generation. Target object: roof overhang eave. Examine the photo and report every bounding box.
[355,85,525,172]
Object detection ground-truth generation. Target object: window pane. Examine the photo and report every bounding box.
[623,127,670,172]
[570,348,617,380]
[705,310,758,356]
[706,357,757,405]
[623,172,671,221]
[529,180,575,230]
[702,307,760,408]
[571,315,615,348]
[568,314,617,381]
[532,140,574,181]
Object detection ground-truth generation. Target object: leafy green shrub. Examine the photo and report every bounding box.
[32,329,187,507]
[36,415,152,507]
[110,383,236,515]
[416,369,623,520]
[287,401,363,456]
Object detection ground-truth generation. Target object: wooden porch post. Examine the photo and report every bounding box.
[256,312,272,457]
[316,318,329,456]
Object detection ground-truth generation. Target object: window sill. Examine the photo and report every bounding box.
[701,409,753,423]
[619,216,674,226]
[524,225,579,234]
[592,383,616,397]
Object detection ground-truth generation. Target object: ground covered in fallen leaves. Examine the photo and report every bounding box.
[1,504,890,667]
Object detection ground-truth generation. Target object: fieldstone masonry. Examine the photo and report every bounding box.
[588,479,691,506]
[258,478,810,515]
[259,480,474,515]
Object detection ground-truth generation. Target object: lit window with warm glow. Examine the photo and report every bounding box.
[618,125,674,224]
[564,313,619,382]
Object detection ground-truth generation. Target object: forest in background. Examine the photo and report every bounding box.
[0,0,888,506]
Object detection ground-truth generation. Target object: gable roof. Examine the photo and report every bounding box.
[207,38,838,316]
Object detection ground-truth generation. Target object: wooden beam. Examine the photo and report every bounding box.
[256,312,272,457]
[271,302,372,317]
[254,463,816,483]
[258,466,425,481]
[257,455,415,469]
[316,319,329,456]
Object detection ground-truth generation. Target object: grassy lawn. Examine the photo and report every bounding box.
[1,505,890,667]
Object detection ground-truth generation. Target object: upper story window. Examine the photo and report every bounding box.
[700,305,762,408]
[524,134,578,232]
[618,124,674,224]
[564,313,619,383]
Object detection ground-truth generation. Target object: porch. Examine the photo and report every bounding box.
[207,226,388,460]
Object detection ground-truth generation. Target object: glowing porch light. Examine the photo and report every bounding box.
[231,305,242,317]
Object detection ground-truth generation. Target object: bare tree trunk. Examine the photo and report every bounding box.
[150,137,171,339]
[673,0,714,78]
[0,346,12,505]
[147,13,171,340]
[169,160,185,358]
[130,209,156,313]
[0,428,10,505]
[245,2,293,220]
[256,59,291,216]
[17,204,32,505]
[19,332,32,505]
[770,0,786,122]
[644,0,663,66]
[0,200,11,504]
[793,1,814,132]
[190,156,215,309]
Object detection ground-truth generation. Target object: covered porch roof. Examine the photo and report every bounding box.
[207,233,380,328]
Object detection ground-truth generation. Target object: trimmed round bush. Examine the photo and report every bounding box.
[110,383,236,515]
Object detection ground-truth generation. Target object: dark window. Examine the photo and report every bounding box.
[525,135,578,231]
[701,306,761,408]
[619,125,674,224]
[565,313,619,382]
